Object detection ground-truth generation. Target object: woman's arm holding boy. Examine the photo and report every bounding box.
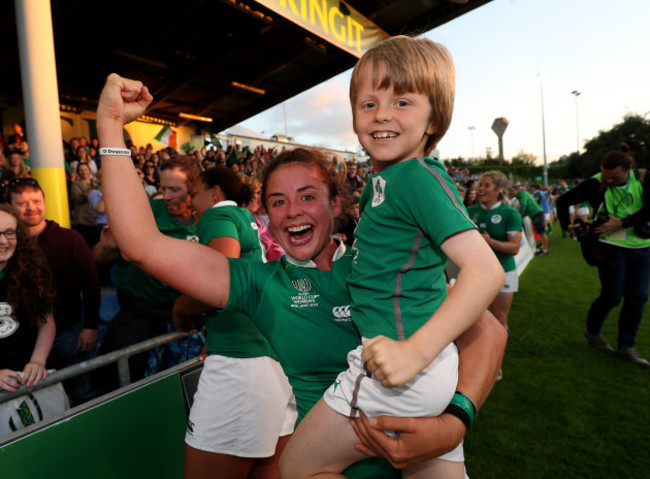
[351,307,507,468]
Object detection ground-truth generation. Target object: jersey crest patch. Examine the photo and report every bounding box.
[371,176,387,207]
[491,214,503,224]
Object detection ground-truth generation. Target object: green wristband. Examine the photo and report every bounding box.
[444,391,478,429]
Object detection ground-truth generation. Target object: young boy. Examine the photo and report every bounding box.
[281,36,504,478]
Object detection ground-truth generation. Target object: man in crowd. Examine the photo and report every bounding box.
[557,147,650,368]
[8,178,101,404]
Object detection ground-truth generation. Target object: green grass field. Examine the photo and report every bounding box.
[465,229,650,478]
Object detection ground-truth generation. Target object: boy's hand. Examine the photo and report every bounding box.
[361,335,426,387]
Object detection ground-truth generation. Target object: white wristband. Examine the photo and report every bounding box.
[99,147,131,156]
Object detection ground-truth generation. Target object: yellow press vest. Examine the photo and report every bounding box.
[594,170,650,248]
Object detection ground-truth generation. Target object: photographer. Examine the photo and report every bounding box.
[557,144,650,368]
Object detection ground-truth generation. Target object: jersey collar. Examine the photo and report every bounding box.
[283,236,346,268]
[211,200,238,208]
[480,201,503,211]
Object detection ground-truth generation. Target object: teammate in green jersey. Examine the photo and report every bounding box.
[174,167,296,479]
[467,171,522,330]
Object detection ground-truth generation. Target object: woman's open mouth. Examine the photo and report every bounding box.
[287,224,313,245]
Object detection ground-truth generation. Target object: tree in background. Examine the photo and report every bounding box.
[566,113,650,178]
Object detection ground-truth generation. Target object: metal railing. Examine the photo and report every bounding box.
[0,331,193,404]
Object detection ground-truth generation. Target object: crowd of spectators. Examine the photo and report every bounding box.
[0,124,620,413]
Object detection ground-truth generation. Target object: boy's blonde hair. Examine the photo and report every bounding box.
[349,35,455,155]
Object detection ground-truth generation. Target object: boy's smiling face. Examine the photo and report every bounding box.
[353,64,436,172]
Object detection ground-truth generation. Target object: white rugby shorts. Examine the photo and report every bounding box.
[501,269,519,293]
[324,341,463,462]
[185,354,297,457]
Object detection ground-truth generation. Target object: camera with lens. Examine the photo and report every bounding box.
[572,214,611,267]
[573,214,608,241]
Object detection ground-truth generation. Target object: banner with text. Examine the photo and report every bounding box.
[255,0,389,58]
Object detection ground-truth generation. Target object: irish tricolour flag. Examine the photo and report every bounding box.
[154,124,177,149]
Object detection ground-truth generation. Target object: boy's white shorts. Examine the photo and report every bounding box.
[185,354,297,457]
[324,341,463,462]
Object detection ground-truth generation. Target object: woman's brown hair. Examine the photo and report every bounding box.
[0,204,55,326]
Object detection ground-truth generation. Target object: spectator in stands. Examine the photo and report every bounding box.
[510,182,549,255]
[463,187,478,207]
[8,178,100,405]
[150,152,161,171]
[87,170,107,241]
[17,140,30,168]
[92,156,202,394]
[334,193,359,247]
[97,74,507,476]
[5,151,30,180]
[143,160,159,190]
[344,160,362,193]
[242,175,284,261]
[173,166,296,478]
[72,145,98,178]
[0,203,56,393]
[135,167,157,198]
[69,163,99,247]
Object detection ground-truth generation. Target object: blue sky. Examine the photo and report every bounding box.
[239,0,650,164]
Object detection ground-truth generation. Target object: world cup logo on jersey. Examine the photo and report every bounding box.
[292,279,312,293]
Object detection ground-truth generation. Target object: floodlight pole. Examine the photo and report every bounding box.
[538,70,548,187]
[468,126,475,158]
[571,90,581,154]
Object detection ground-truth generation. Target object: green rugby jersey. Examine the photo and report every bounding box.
[515,189,543,217]
[467,202,522,272]
[199,202,274,359]
[128,199,198,309]
[226,245,399,478]
[348,157,475,341]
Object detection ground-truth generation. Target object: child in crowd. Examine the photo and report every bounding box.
[281,36,504,478]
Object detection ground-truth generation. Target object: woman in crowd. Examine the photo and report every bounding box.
[98,74,506,478]
[69,162,98,247]
[72,145,98,178]
[467,171,522,331]
[0,204,56,393]
[5,151,30,180]
[241,175,284,261]
[463,188,478,207]
[143,160,160,190]
[174,166,295,478]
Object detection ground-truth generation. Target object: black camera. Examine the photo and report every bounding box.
[572,215,612,266]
